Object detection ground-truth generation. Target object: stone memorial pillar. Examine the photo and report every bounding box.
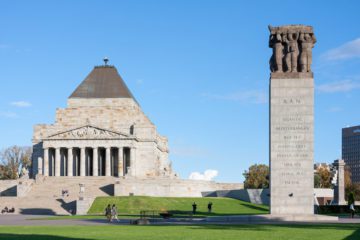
[269,25,316,215]
[333,159,346,205]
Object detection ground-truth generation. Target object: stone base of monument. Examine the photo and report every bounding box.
[206,214,338,223]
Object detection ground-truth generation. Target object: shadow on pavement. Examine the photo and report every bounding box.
[19,208,56,215]
[56,199,76,214]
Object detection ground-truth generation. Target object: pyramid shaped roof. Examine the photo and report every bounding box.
[69,65,135,99]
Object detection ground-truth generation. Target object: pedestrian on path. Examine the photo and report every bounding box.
[350,203,355,218]
[105,204,112,222]
[111,204,119,222]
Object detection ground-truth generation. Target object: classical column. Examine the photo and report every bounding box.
[44,148,49,176]
[62,149,67,176]
[118,147,123,177]
[93,147,98,177]
[37,157,43,175]
[105,147,111,176]
[55,148,61,177]
[67,148,73,177]
[130,147,136,176]
[80,147,86,177]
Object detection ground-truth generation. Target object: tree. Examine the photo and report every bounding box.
[344,166,360,201]
[344,166,352,191]
[243,164,269,189]
[314,173,321,188]
[0,146,32,180]
[348,192,355,205]
[314,166,332,188]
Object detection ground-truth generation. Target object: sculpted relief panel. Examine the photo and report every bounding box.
[47,125,127,140]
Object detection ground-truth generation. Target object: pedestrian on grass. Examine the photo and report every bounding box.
[207,202,213,213]
[192,202,197,214]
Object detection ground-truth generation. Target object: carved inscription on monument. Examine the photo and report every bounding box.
[269,24,315,215]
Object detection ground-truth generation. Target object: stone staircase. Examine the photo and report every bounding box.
[0,176,117,215]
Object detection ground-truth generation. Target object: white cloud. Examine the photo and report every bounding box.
[0,112,18,118]
[202,89,267,104]
[189,169,218,181]
[11,101,32,107]
[317,80,360,93]
[322,38,360,61]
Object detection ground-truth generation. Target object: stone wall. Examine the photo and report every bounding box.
[0,180,18,196]
[0,179,34,197]
[76,197,95,215]
[114,178,243,197]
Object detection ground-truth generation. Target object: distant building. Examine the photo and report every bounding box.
[342,125,360,183]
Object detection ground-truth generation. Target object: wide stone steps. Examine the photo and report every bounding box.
[0,177,119,215]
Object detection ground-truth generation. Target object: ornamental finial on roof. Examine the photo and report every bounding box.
[103,57,109,66]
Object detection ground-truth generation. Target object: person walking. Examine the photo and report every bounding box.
[192,202,197,214]
[207,202,213,213]
[105,204,112,222]
[111,204,119,222]
[350,203,355,218]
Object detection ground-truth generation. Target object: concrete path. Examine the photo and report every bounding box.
[0,214,359,226]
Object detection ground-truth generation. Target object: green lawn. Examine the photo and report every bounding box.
[0,224,359,240]
[88,196,269,216]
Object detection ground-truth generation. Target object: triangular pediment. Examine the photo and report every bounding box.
[47,125,129,140]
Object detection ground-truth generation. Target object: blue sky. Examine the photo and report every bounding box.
[1,1,360,182]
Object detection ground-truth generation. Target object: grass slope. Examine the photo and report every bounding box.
[0,224,359,240]
[88,196,269,216]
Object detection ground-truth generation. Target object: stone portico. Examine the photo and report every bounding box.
[32,63,175,179]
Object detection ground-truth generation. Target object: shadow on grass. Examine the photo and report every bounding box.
[344,227,360,240]
[170,210,269,217]
[187,223,360,238]
[238,202,269,212]
[0,234,92,240]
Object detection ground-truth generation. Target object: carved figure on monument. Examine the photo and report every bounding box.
[299,32,316,73]
[269,32,284,72]
[284,32,299,72]
[268,25,316,76]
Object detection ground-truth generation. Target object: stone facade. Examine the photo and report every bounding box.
[269,25,316,215]
[32,65,176,179]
